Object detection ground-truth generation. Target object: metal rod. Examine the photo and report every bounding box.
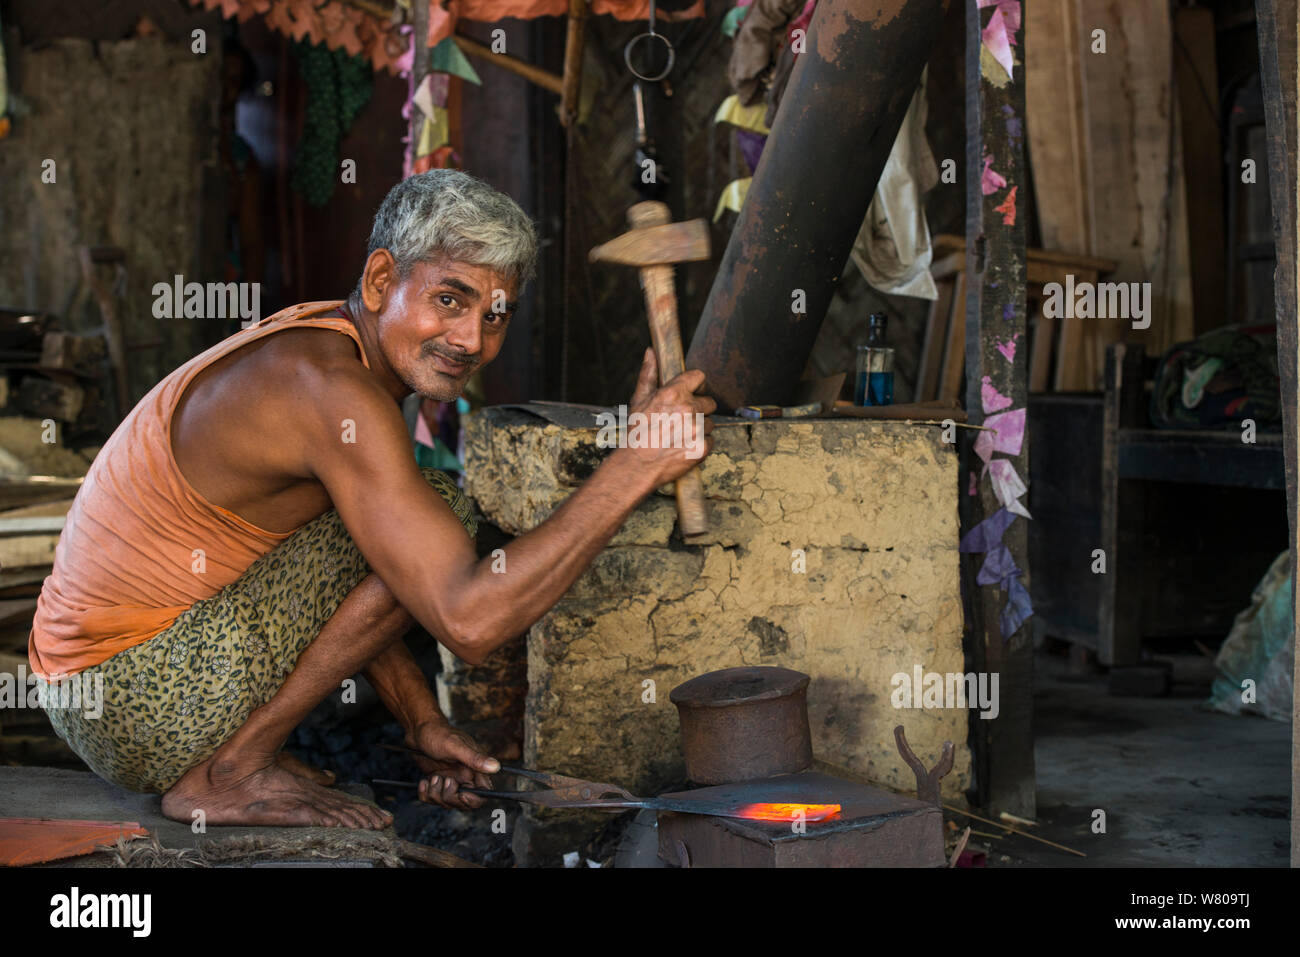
[941,804,1086,858]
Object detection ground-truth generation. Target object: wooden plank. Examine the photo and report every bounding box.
[1026,0,1090,390]
[1254,0,1298,868]
[1173,7,1227,335]
[0,598,38,627]
[0,571,47,594]
[0,517,65,536]
[0,499,75,520]
[1032,3,1196,384]
[1024,3,1090,253]
[1098,343,1147,668]
[938,271,967,403]
[1078,0,1194,358]
[1028,293,1054,392]
[918,277,956,402]
[1116,433,1286,489]
[962,1,1034,817]
[0,478,82,512]
[0,535,59,569]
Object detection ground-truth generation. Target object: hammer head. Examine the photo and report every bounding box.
[589,203,711,267]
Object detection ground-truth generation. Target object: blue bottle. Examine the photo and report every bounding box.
[855,313,894,406]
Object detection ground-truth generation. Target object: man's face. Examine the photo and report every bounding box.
[371,257,517,402]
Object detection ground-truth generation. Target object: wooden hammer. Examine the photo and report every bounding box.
[589,201,711,536]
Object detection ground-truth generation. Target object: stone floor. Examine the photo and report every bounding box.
[1,647,1291,867]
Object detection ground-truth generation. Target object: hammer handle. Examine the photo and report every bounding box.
[639,263,709,537]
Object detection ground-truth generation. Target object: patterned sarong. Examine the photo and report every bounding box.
[43,468,475,793]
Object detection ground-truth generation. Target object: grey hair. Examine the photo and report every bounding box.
[357,170,538,295]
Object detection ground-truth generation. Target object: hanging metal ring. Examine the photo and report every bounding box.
[624,31,675,83]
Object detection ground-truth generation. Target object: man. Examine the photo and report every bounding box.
[29,170,715,829]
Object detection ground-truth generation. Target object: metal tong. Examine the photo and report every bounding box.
[375,744,637,812]
[376,745,837,822]
[460,766,642,812]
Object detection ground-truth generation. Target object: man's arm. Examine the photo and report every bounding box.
[303,348,713,666]
[362,638,441,732]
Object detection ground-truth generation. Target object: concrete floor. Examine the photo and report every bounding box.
[981,650,1291,867]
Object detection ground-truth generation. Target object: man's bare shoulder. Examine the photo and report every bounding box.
[241,327,404,437]
[242,325,372,382]
[176,326,405,475]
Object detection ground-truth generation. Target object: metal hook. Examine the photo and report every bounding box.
[623,0,674,82]
[624,32,675,82]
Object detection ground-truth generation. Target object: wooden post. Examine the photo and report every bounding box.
[1097,342,1146,668]
[407,0,431,178]
[1254,0,1299,868]
[559,0,588,125]
[961,0,1034,816]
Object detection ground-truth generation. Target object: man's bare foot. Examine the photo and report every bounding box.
[162,748,392,829]
[275,751,336,786]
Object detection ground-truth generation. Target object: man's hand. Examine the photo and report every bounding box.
[622,347,717,487]
[405,720,500,810]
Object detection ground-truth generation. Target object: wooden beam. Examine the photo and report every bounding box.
[962,0,1034,817]
[1025,0,1090,390]
[1254,0,1299,868]
[453,35,564,96]
[76,246,130,417]
[407,0,431,177]
[560,0,589,124]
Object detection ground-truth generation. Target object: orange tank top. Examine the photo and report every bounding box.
[28,301,369,678]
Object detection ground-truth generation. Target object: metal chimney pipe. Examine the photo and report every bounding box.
[686,0,950,409]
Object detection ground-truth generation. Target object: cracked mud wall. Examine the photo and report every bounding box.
[465,411,970,811]
[0,35,224,403]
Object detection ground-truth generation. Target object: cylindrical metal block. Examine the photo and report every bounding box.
[669,666,813,784]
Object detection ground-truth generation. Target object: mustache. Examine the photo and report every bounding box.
[422,343,480,371]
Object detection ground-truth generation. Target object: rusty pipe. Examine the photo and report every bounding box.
[685,0,950,409]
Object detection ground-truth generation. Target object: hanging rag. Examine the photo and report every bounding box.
[849,67,940,300]
[727,0,807,106]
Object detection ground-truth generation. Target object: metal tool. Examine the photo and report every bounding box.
[588,202,711,537]
[733,403,822,420]
[625,0,673,200]
[375,760,839,823]
[894,724,954,808]
[630,80,669,199]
